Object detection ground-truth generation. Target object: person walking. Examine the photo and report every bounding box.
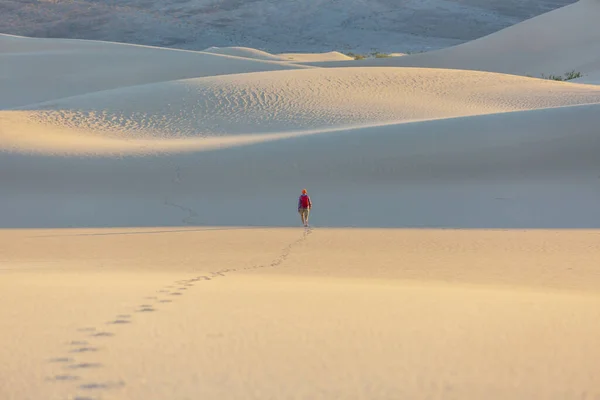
[298,189,312,227]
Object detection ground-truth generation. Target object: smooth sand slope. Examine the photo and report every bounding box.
[3,67,600,154]
[575,70,600,85]
[2,228,600,400]
[202,47,356,64]
[3,102,600,229]
[3,7,600,399]
[277,51,352,62]
[312,0,600,79]
[0,34,310,109]
[202,46,287,61]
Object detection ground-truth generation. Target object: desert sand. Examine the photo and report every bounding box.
[277,51,352,62]
[312,0,600,80]
[2,1,600,399]
[1,0,575,54]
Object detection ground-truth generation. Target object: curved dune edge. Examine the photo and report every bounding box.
[277,51,353,62]
[1,101,599,156]
[202,46,287,61]
[4,67,600,155]
[0,34,312,110]
[2,102,600,229]
[0,110,418,155]
[308,0,600,79]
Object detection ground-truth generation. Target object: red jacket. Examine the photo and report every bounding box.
[298,194,312,209]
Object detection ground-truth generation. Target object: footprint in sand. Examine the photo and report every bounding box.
[108,314,132,324]
[50,374,80,381]
[68,362,103,369]
[70,346,99,353]
[108,319,131,325]
[67,340,89,346]
[49,357,73,363]
[91,331,114,337]
[79,380,125,390]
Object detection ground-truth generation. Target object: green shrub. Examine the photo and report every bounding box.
[345,52,366,60]
[564,70,583,80]
[371,52,391,58]
[540,71,583,81]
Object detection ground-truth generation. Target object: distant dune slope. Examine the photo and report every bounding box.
[201,48,353,62]
[0,34,309,109]
[2,103,600,229]
[277,52,352,62]
[311,0,600,79]
[0,0,576,54]
[3,67,600,155]
[202,46,287,61]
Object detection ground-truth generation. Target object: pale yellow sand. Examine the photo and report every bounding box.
[277,51,352,62]
[3,67,600,155]
[2,228,600,400]
[3,2,600,398]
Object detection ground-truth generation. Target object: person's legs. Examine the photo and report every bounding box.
[299,209,305,225]
[299,209,309,226]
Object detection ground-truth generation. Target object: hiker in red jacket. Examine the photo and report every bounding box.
[298,189,312,227]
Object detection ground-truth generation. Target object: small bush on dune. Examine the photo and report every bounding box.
[371,52,391,58]
[345,52,392,60]
[540,70,583,81]
[345,52,366,60]
[564,70,583,80]
[541,74,564,81]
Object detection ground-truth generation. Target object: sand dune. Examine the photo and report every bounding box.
[277,51,352,62]
[202,46,287,61]
[575,70,600,85]
[3,67,600,155]
[4,3,600,398]
[0,34,309,109]
[2,102,600,229]
[3,228,600,400]
[201,48,354,63]
[1,0,576,54]
[312,0,600,79]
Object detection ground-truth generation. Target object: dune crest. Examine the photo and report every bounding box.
[0,34,310,109]
[202,46,287,61]
[3,67,600,155]
[312,0,600,80]
[277,51,352,62]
